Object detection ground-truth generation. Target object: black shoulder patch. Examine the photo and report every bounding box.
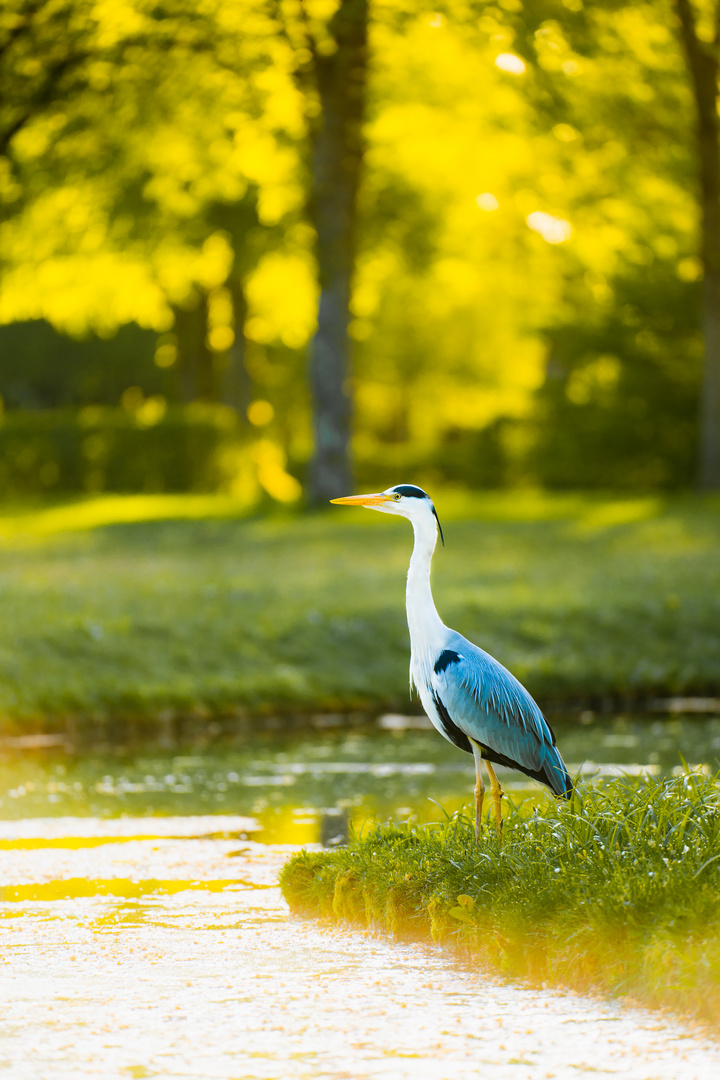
[434,650,461,675]
[392,484,428,499]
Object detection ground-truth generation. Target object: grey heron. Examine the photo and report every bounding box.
[331,484,572,839]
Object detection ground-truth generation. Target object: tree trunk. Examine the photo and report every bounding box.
[173,297,213,403]
[222,276,253,414]
[306,0,368,502]
[207,197,259,416]
[675,0,720,488]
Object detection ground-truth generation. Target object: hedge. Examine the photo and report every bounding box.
[0,404,245,494]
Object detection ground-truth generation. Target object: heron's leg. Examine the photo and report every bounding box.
[485,761,504,837]
[469,740,485,842]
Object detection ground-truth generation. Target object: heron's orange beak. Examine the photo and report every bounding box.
[330,492,389,507]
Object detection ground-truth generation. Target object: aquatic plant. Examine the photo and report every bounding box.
[280,771,720,1028]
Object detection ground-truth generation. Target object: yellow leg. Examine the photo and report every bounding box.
[485,760,504,838]
[470,740,485,842]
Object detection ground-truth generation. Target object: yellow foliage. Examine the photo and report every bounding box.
[93,0,146,49]
[246,252,318,348]
[135,396,167,428]
[0,252,171,336]
[154,339,178,368]
[250,439,302,503]
[677,256,702,282]
[247,400,275,426]
[0,0,701,482]
[208,326,234,351]
[566,356,621,405]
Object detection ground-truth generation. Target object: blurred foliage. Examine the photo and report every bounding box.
[0,404,301,502]
[0,321,160,408]
[0,1,708,492]
[536,263,703,489]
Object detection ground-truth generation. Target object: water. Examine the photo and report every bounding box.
[3,821,720,1079]
[1,714,719,842]
[2,715,720,1077]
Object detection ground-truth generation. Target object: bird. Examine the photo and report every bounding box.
[331,484,572,839]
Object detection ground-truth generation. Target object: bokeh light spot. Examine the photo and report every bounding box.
[247,400,274,426]
[475,193,499,211]
[526,212,573,244]
[494,53,526,75]
[208,326,235,352]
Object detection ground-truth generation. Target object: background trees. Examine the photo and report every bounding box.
[675,0,720,488]
[0,0,715,496]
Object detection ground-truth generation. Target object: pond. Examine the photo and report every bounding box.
[2,714,720,1079]
[1,713,719,843]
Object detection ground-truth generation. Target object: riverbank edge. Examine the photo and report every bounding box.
[280,855,720,1034]
[1,693,718,748]
[0,707,376,750]
[279,783,720,1033]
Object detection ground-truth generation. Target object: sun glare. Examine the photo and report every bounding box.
[494,53,526,75]
[526,211,573,244]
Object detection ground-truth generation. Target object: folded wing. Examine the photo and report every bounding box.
[431,633,572,798]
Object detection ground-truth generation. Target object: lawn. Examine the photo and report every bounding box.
[280,771,720,1029]
[0,490,718,730]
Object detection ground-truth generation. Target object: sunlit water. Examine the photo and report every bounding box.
[2,716,720,1077]
[2,714,719,842]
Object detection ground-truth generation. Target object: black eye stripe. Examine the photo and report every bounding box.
[392,485,428,499]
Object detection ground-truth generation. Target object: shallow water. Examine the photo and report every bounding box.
[1,816,720,1080]
[1,714,719,844]
[2,816,720,1080]
[2,717,720,1077]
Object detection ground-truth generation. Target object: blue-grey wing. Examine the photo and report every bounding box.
[431,633,571,798]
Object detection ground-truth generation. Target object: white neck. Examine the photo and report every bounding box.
[406,510,446,690]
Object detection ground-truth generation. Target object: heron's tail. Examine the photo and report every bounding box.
[541,747,573,800]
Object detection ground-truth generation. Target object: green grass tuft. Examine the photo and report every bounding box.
[280,772,720,1028]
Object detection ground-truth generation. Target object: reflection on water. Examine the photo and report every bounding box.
[2,718,720,1076]
[2,822,720,1079]
[1,715,719,845]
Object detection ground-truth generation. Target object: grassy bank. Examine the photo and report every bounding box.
[0,491,719,729]
[280,772,720,1028]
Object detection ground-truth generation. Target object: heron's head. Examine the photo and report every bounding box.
[330,484,444,544]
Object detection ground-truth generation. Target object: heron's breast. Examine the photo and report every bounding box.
[416,684,456,745]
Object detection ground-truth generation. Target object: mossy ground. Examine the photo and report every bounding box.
[280,772,720,1029]
[0,490,718,728]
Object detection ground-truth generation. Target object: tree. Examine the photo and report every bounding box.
[279,0,369,501]
[307,0,367,500]
[674,0,720,488]
[2,0,712,499]
[0,1,289,412]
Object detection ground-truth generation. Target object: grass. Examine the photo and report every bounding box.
[279,771,720,1029]
[0,490,719,729]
